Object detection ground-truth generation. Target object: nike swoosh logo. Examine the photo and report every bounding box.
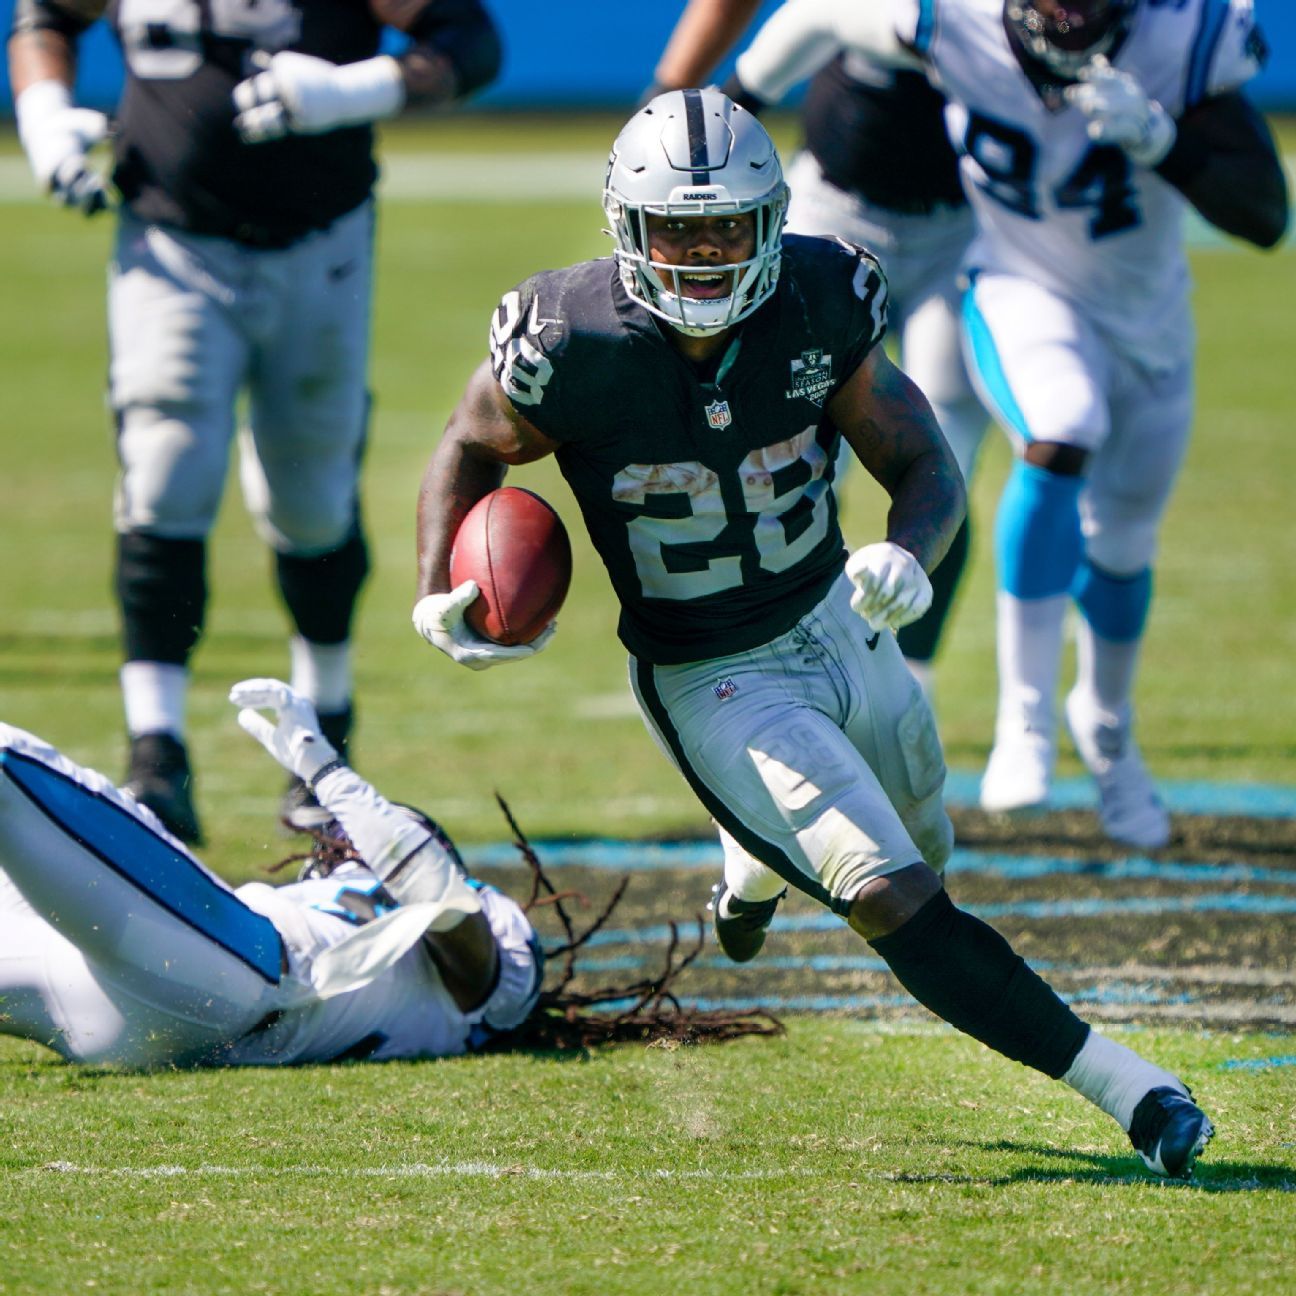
[865,632,880,651]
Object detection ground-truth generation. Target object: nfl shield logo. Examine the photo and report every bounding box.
[713,677,738,700]
[705,399,732,430]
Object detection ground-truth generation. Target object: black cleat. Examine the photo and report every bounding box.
[124,732,204,845]
[1128,1086,1214,1179]
[281,704,352,832]
[709,882,785,963]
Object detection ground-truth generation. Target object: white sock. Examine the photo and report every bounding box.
[121,661,188,738]
[1062,1030,1185,1131]
[994,591,1068,740]
[718,826,787,903]
[289,636,352,714]
[1074,618,1142,721]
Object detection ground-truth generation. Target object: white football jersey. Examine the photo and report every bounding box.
[227,871,540,1065]
[891,0,1264,368]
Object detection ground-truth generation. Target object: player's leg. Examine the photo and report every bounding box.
[109,214,252,844]
[962,273,1110,813]
[1065,358,1193,847]
[241,202,375,825]
[891,221,986,694]
[0,723,285,1066]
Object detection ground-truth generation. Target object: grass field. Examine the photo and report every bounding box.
[0,114,1294,1295]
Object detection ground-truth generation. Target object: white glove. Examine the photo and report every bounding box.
[229,678,340,783]
[412,580,556,671]
[845,542,933,632]
[1064,55,1176,167]
[15,81,110,215]
[232,51,405,144]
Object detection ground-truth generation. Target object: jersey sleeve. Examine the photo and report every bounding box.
[1189,0,1267,107]
[830,238,891,388]
[487,273,583,444]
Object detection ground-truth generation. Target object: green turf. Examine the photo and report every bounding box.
[1,1023,1292,1296]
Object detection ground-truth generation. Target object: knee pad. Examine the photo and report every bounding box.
[1073,558,1152,643]
[116,532,207,664]
[275,526,370,646]
[995,461,1084,599]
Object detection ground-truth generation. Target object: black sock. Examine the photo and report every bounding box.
[276,526,370,645]
[116,532,206,663]
[868,889,1089,1078]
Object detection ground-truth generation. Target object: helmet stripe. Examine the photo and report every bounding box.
[683,87,710,184]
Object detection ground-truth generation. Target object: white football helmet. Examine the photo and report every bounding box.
[603,89,789,337]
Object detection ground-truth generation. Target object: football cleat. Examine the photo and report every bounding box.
[123,731,204,845]
[979,723,1054,815]
[280,704,352,832]
[1065,690,1170,849]
[709,882,785,963]
[1127,1086,1214,1179]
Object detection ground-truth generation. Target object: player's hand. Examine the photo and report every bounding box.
[15,82,110,216]
[1065,55,1175,167]
[412,581,556,671]
[845,542,933,632]
[232,51,404,144]
[229,678,340,783]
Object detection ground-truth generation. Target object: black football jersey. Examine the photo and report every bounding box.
[489,235,888,665]
[106,0,405,245]
[801,56,965,214]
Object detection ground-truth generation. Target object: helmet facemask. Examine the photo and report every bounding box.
[1006,0,1138,80]
[603,90,789,338]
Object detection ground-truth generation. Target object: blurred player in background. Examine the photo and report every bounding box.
[412,91,1215,1178]
[729,0,1287,847]
[8,0,503,844]
[647,0,987,702]
[0,679,543,1067]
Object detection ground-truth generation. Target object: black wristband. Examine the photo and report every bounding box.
[308,758,348,794]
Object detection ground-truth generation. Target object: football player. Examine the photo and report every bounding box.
[8,0,503,844]
[0,680,542,1067]
[727,0,1288,846]
[647,0,988,702]
[413,91,1215,1178]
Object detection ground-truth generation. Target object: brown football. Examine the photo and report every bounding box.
[449,487,573,645]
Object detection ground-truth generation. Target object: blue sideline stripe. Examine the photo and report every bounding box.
[1,751,282,983]
[1218,1056,1296,1072]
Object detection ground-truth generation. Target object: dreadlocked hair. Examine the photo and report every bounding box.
[493,794,784,1052]
[268,819,362,880]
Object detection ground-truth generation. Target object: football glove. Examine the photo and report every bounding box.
[15,81,110,216]
[1064,56,1176,168]
[232,51,405,144]
[230,678,340,784]
[412,581,556,670]
[845,542,933,632]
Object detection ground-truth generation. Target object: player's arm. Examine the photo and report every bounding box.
[1153,93,1288,250]
[412,362,561,669]
[829,346,967,631]
[8,0,111,213]
[648,0,763,96]
[232,0,501,144]
[723,0,919,112]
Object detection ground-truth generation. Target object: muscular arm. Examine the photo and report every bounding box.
[828,346,966,573]
[651,0,762,90]
[8,0,104,95]
[729,0,918,107]
[415,361,560,598]
[1157,92,1289,250]
[370,0,501,105]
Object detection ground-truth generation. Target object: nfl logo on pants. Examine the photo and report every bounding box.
[705,399,732,430]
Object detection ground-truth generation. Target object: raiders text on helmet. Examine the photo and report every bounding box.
[1006,0,1138,79]
[602,88,789,337]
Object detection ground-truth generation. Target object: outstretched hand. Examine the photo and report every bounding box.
[1065,55,1176,167]
[229,678,340,783]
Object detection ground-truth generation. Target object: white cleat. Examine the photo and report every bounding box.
[979,728,1054,814]
[1066,690,1170,849]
